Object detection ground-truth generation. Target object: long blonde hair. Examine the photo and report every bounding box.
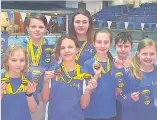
[2,44,28,72]
[126,38,157,80]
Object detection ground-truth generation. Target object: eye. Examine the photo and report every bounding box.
[39,26,45,29]
[11,59,17,62]
[68,46,73,48]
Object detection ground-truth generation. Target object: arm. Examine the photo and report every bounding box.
[80,75,99,109]
[41,81,50,103]
[27,95,37,113]
[26,82,38,113]
[41,71,55,103]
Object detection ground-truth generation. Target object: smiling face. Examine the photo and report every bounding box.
[116,40,132,59]
[94,32,111,56]
[26,18,46,40]
[73,14,89,36]
[138,45,157,67]
[60,38,78,62]
[6,50,27,73]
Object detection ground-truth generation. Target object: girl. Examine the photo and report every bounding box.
[118,38,157,120]
[41,35,98,120]
[20,13,55,120]
[1,44,38,120]
[69,9,95,66]
[114,32,133,66]
[114,31,133,120]
[83,29,121,120]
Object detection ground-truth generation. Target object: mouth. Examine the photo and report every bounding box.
[144,60,152,63]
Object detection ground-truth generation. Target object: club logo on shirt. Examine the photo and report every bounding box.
[152,81,157,86]
[141,89,151,105]
[85,48,93,54]
[70,82,80,90]
[116,72,124,88]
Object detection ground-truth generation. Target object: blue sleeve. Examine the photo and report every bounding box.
[117,70,138,106]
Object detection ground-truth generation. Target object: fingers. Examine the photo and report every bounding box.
[1,82,7,91]
[87,78,97,90]
[131,91,140,101]
[27,82,36,93]
[44,71,55,82]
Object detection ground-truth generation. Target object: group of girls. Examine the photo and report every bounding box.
[1,9,157,120]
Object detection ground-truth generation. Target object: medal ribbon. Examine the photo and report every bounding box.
[27,39,44,66]
[56,63,92,83]
[75,41,87,61]
[1,72,30,94]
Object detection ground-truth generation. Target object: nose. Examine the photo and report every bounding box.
[121,46,125,51]
[101,43,105,47]
[79,22,83,26]
[65,47,69,52]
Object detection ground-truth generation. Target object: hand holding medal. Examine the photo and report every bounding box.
[85,77,98,94]
[93,61,102,77]
[44,71,55,83]
[131,91,140,102]
[26,82,37,97]
[113,58,124,69]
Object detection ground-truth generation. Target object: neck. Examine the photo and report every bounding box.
[62,59,76,71]
[76,34,87,41]
[31,38,42,46]
[8,70,21,78]
[140,64,154,72]
[96,53,107,62]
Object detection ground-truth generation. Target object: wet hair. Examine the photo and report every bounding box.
[115,32,133,46]
[69,9,93,46]
[126,38,157,80]
[93,28,114,62]
[54,34,80,63]
[2,44,28,72]
[25,13,47,27]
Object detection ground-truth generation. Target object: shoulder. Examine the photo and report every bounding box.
[84,57,94,66]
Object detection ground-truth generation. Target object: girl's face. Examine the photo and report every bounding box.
[94,32,111,55]
[7,50,26,73]
[138,45,157,67]
[74,14,89,35]
[60,38,78,62]
[116,41,132,58]
[26,18,46,40]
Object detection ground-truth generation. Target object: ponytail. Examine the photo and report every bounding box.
[107,51,114,63]
[126,52,142,80]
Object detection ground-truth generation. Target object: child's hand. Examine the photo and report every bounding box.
[113,58,124,69]
[131,91,140,102]
[93,61,102,76]
[86,77,98,93]
[44,71,55,83]
[26,82,37,94]
[1,82,7,94]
